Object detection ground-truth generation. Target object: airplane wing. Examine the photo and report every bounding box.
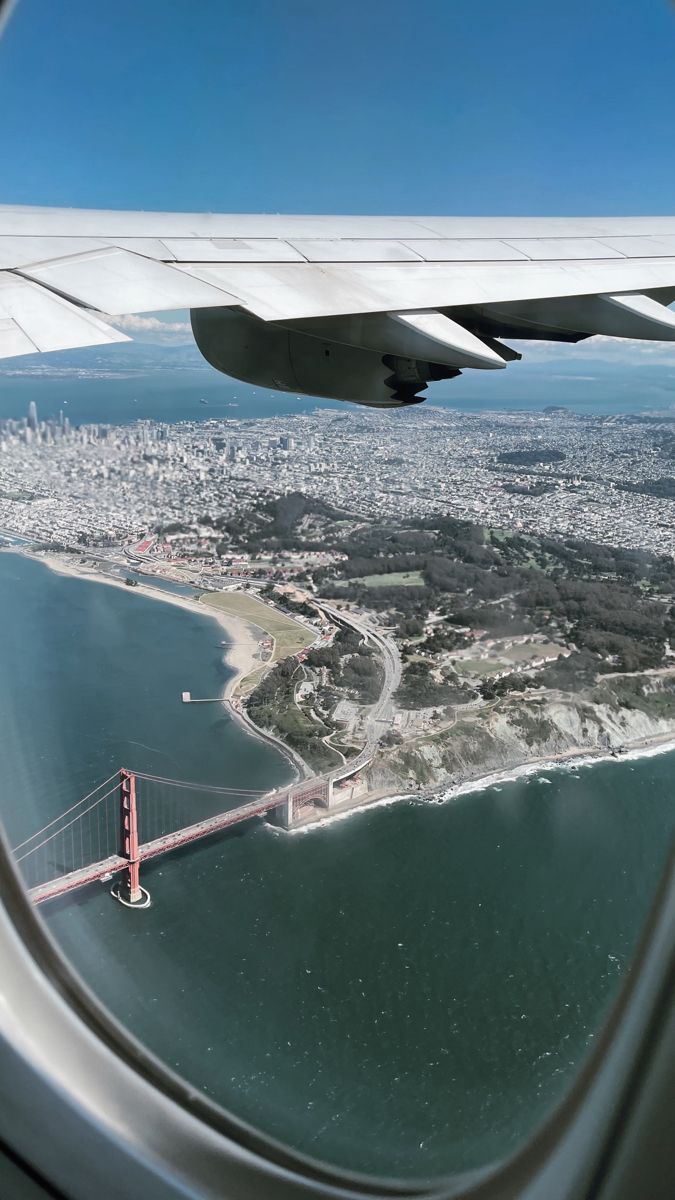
[2,206,675,405]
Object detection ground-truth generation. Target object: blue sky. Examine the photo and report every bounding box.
[1,0,674,216]
[0,0,674,394]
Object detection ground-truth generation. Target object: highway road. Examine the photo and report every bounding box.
[313,599,402,781]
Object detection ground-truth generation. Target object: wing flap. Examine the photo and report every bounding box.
[0,317,38,358]
[0,273,131,354]
[174,261,373,320]
[19,248,240,315]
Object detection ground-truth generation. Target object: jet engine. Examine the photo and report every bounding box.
[190,306,507,408]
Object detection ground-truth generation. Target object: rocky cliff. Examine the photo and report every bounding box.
[366,675,675,792]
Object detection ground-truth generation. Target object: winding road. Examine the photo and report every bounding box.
[312,599,402,781]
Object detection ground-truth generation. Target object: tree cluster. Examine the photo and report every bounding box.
[496,448,566,466]
[395,661,470,710]
[246,658,338,772]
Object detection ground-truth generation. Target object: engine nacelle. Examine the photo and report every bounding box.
[190,307,457,408]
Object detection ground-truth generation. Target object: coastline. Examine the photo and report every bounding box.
[7,548,261,692]
[289,728,675,833]
[5,545,675,833]
[2,547,313,782]
[1,545,277,711]
[5,546,309,782]
[438,730,675,798]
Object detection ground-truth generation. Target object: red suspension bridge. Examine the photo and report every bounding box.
[13,769,334,908]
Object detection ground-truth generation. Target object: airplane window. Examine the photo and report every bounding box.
[1,0,675,1189]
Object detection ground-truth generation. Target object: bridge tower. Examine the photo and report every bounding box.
[272,778,333,829]
[114,768,150,908]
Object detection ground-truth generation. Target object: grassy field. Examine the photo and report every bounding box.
[336,570,425,588]
[506,641,564,663]
[199,590,315,658]
[456,658,511,677]
[236,664,269,697]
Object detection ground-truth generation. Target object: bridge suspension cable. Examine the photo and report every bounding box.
[11,771,120,853]
[14,784,119,863]
[132,769,267,796]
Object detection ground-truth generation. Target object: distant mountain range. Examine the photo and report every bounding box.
[0,338,209,378]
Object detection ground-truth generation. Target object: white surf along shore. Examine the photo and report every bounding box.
[287,732,675,835]
[7,547,675,825]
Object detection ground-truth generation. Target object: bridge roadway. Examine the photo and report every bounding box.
[28,792,286,905]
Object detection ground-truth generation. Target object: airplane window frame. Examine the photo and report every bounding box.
[1,817,675,1200]
[0,3,674,1195]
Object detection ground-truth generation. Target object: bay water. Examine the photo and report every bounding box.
[1,366,672,426]
[0,551,674,1179]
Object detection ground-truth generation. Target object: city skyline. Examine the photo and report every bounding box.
[1,398,673,559]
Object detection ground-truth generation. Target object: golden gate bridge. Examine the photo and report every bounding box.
[13,768,334,908]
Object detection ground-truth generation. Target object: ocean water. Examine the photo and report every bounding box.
[1,551,674,1180]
